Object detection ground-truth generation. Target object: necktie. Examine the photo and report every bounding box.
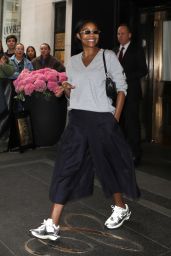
[118,47,124,63]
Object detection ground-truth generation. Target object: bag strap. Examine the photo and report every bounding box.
[102,50,108,77]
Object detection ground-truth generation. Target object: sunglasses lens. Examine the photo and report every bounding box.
[93,30,100,34]
[84,30,91,34]
[80,30,100,35]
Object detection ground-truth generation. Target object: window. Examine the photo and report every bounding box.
[54,2,66,64]
[1,0,21,48]
[162,20,171,81]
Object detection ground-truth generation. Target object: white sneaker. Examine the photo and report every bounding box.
[105,204,131,229]
[30,218,60,241]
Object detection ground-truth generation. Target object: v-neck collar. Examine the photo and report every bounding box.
[80,49,102,68]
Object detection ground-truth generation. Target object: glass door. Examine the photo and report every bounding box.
[139,8,171,145]
[153,11,171,144]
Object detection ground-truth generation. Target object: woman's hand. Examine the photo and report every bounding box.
[62,81,75,98]
[114,91,126,122]
[114,115,120,122]
[55,86,64,97]
[0,56,7,65]
[0,58,4,65]
[54,82,75,98]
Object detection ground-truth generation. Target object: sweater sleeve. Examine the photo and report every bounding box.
[106,50,128,95]
[0,62,15,77]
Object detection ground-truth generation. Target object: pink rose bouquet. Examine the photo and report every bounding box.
[13,68,67,101]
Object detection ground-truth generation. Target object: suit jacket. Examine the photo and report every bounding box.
[115,42,148,99]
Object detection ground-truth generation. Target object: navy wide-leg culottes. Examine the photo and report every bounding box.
[49,110,140,204]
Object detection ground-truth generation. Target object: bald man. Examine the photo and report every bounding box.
[116,24,148,166]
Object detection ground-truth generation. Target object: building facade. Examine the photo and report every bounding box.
[1,0,21,47]
[0,0,72,64]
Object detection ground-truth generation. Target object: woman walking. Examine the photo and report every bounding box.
[30,19,140,241]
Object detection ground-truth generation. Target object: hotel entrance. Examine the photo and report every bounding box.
[62,0,171,145]
[138,7,171,144]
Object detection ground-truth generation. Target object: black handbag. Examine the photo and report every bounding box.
[103,50,117,106]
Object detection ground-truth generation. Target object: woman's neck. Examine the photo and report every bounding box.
[8,49,15,54]
[82,47,100,58]
[82,48,100,67]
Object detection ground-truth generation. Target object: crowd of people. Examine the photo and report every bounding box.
[0,35,65,152]
[0,19,147,242]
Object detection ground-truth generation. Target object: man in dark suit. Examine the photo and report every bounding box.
[116,24,148,166]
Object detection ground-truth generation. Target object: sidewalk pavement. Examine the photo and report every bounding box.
[0,142,170,256]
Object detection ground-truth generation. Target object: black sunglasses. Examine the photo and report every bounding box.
[79,30,101,35]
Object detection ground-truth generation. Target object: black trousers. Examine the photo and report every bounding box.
[49,110,140,204]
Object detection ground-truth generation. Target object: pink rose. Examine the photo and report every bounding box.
[13,68,67,100]
[58,72,67,82]
[45,73,57,82]
[23,76,35,84]
[34,80,47,92]
[24,83,35,95]
[47,81,59,93]
[36,73,46,81]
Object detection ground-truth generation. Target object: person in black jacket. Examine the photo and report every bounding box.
[116,24,148,166]
[32,43,65,72]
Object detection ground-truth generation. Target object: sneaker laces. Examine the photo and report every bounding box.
[46,219,60,235]
[109,205,127,222]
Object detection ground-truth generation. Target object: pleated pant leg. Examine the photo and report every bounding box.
[49,110,94,204]
[49,110,140,205]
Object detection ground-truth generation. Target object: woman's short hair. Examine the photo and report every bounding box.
[74,19,101,51]
[74,19,100,34]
